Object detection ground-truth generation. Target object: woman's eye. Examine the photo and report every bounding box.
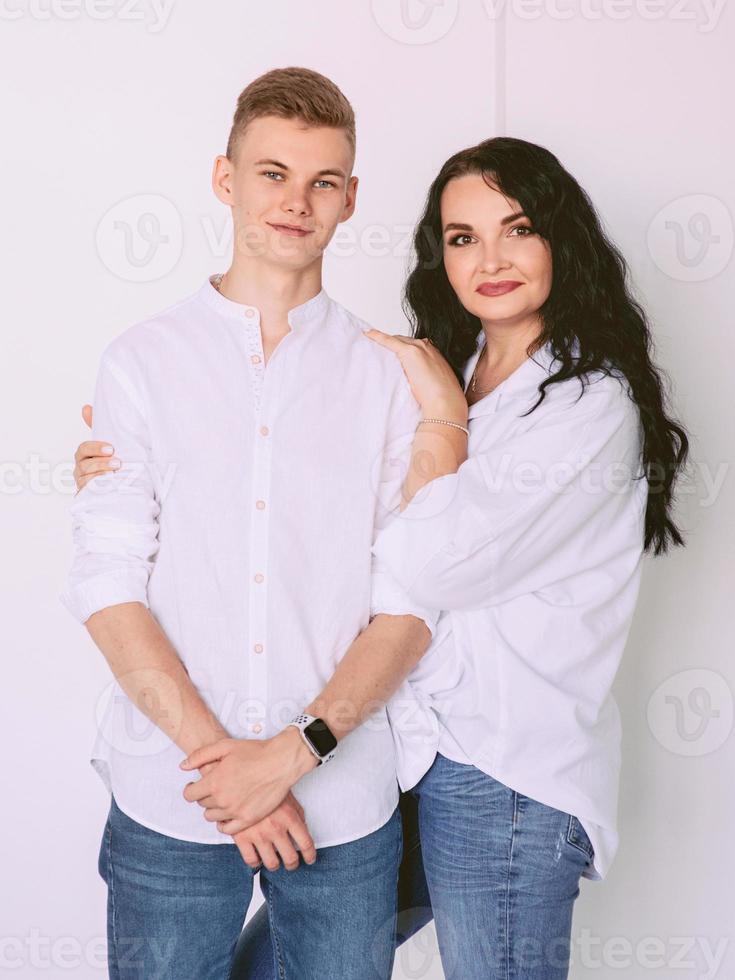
[510,225,534,237]
[447,234,475,247]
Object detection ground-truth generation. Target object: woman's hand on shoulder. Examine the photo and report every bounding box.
[365,329,468,423]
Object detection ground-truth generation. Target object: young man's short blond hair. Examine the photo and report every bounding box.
[226,67,356,163]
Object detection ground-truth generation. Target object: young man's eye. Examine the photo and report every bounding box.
[447,234,475,247]
[262,171,285,181]
[314,180,335,189]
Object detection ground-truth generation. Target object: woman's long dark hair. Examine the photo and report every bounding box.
[405,137,688,556]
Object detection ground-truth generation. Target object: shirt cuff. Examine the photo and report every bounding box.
[370,567,440,638]
[371,473,460,594]
[59,568,150,624]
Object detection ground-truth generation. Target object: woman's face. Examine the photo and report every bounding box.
[440,174,552,330]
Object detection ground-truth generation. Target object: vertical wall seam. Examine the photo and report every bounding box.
[494,3,507,135]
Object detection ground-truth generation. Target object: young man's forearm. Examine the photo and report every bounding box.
[303,612,432,740]
[85,601,229,756]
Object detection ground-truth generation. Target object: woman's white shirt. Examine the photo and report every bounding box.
[373,333,648,880]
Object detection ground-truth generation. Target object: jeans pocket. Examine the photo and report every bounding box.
[566,814,595,862]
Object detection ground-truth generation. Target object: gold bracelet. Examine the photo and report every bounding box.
[418,417,470,437]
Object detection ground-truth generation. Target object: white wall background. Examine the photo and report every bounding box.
[1,2,732,978]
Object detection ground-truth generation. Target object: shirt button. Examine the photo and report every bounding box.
[253,572,264,584]
[254,643,264,654]
[252,723,263,734]
[260,426,269,437]
[245,309,255,318]
[255,500,266,510]
[251,354,261,364]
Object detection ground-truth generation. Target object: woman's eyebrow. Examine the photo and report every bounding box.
[443,212,527,233]
[500,210,527,225]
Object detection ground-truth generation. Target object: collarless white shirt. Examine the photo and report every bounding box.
[374,332,648,880]
[60,274,437,848]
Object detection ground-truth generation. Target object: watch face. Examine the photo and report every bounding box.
[304,719,337,756]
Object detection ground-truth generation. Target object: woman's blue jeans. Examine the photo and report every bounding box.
[232,753,595,980]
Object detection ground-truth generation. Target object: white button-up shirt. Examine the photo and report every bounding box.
[374,333,648,879]
[60,275,437,848]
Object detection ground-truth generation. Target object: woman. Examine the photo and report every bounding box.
[73,137,688,978]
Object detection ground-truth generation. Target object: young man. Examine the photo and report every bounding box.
[61,67,466,978]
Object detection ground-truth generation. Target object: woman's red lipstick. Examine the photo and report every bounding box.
[476,281,522,297]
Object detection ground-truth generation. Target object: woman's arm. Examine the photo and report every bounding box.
[364,330,469,509]
[399,418,468,510]
[373,376,646,611]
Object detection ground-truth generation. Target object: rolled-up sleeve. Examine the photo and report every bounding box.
[372,376,645,612]
[370,379,440,638]
[59,351,160,624]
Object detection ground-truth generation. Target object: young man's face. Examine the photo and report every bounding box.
[213,115,358,271]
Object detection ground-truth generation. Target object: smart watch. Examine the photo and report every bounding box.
[287,713,338,765]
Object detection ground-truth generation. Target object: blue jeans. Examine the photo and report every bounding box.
[233,753,594,980]
[98,794,401,979]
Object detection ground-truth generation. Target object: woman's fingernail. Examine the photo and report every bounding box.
[101,445,114,455]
